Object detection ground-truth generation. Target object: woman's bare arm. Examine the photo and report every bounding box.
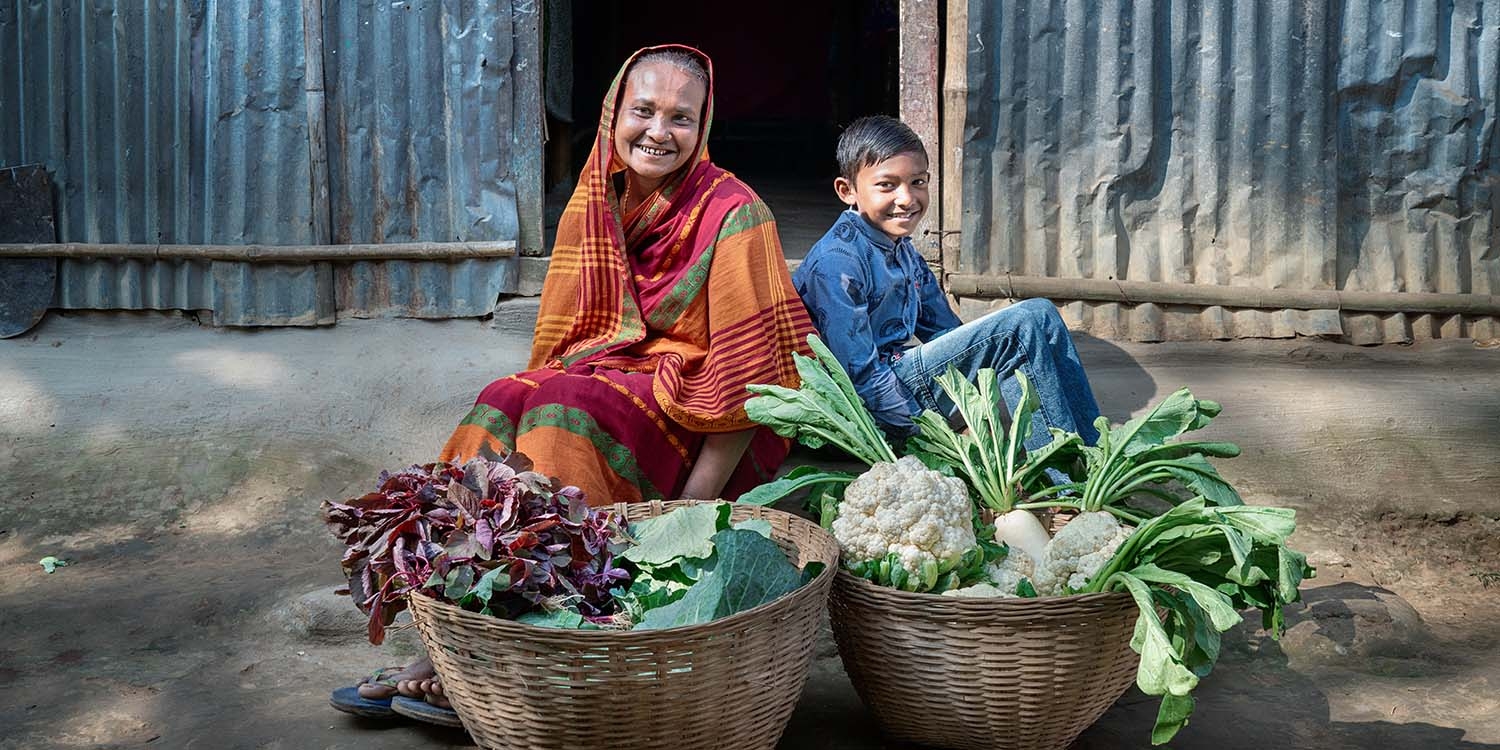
[678,428,756,501]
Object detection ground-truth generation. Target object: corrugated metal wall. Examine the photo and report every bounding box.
[0,0,536,326]
[323,0,517,245]
[959,0,1499,343]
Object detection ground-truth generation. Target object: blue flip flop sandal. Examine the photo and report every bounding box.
[390,695,464,728]
[329,686,396,719]
[328,667,403,719]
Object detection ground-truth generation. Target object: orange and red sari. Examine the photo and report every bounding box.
[439,46,814,505]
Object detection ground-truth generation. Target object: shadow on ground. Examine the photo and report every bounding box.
[2,312,1498,748]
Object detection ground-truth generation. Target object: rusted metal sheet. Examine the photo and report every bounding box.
[1,0,300,245]
[210,260,336,326]
[322,0,520,246]
[0,0,538,326]
[335,258,519,319]
[54,257,214,312]
[510,0,545,256]
[958,0,1499,343]
[48,254,520,326]
[0,165,58,338]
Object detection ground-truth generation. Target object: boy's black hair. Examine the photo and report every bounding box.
[837,116,927,181]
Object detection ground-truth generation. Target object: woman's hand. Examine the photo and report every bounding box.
[678,429,755,501]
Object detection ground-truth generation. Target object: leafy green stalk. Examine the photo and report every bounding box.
[746,335,897,467]
[907,368,1079,512]
[733,466,856,517]
[1076,389,1244,514]
[845,544,1000,594]
[1082,497,1315,744]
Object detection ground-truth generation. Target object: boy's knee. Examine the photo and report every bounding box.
[1010,298,1064,332]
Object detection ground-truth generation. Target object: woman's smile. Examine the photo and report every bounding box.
[635,143,675,157]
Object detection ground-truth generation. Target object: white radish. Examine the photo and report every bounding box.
[993,508,1051,567]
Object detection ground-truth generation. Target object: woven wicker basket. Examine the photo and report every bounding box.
[829,570,1140,750]
[408,499,840,750]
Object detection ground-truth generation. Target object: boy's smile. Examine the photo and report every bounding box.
[834,152,930,240]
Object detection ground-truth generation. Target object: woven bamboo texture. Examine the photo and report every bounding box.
[829,571,1140,750]
[408,499,840,750]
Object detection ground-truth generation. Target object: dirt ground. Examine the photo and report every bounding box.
[2,300,1498,750]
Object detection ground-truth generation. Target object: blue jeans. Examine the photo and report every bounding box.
[890,298,1101,450]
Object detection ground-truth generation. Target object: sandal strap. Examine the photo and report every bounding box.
[362,665,406,688]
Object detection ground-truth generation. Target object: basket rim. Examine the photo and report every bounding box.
[833,567,1134,609]
[408,502,838,641]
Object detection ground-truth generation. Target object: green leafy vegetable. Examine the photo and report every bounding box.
[731,518,774,538]
[621,502,731,566]
[1074,389,1244,517]
[1082,498,1314,743]
[516,608,592,629]
[635,528,807,629]
[746,335,897,467]
[907,368,1080,512]
[610,503,820,631]
[734,465,857,510]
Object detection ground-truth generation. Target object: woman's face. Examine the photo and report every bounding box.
[612,61,707,191]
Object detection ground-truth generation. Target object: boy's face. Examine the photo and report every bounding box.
[834,151,930,240]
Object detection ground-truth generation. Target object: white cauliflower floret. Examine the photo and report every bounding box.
[982,548,1035,597]
[938,550,1036,599]
[942,582,1005,598]
[832,456,976,589]
[1030,511,1132,596]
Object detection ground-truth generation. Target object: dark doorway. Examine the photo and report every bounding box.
[542,0,899,258]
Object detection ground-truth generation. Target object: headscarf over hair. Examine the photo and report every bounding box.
[528,45,813,433]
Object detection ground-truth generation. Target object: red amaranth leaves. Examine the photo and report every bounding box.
[322,452,627,644]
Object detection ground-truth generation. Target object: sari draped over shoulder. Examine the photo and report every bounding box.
[440,45,815,505]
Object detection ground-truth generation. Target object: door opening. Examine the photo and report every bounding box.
[542,0,900,259]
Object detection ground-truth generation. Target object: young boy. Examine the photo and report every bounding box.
[793,115,1102,450]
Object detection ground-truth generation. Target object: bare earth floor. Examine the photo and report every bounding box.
[1,300,1497,750]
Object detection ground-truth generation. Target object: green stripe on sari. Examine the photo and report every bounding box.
[645,247,715,330]
[643,202,773,331]
[715,200,774,241]
[456,403,516,449]
[519,403,665,499]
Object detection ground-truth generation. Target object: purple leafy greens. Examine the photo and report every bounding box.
[322,452,628,644]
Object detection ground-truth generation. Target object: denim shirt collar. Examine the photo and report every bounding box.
[842,209,904,255]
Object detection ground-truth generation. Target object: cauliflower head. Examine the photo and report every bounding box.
[1030,511,1132,596]
[832,456,977,590]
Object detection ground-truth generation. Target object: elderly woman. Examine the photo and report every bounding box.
[330,45,815,725]
[440,45,814,505]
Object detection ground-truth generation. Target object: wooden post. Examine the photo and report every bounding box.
[300,0,332,245]
[941,0,968,276]
[900,0,942,264]
[512,1,545,256]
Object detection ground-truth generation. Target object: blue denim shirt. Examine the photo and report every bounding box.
[793,210,963,431]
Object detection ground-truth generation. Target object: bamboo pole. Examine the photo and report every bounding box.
[0,241,517,262]
[947,273,1500,317]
